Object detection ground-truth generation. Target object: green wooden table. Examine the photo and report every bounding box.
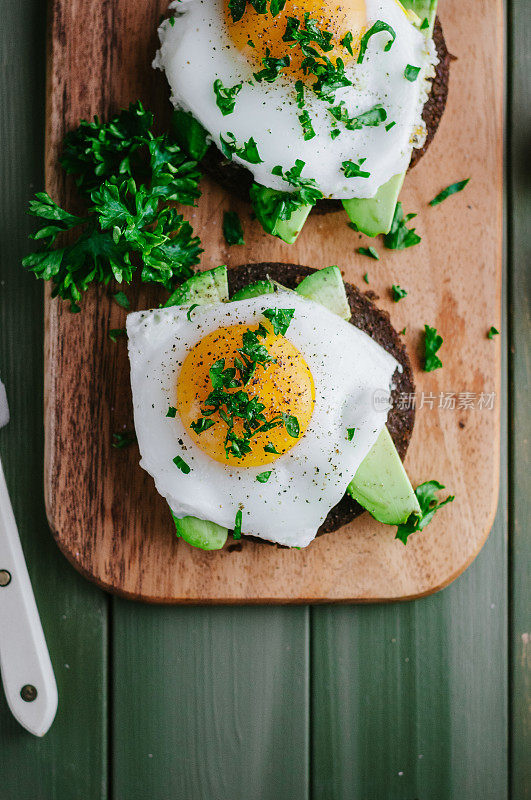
[0,2,528,798]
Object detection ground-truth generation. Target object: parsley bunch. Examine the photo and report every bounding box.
[23,101,203,311]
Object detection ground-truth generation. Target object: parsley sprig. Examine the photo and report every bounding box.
[24,102,203,311]
[396,481,454,544]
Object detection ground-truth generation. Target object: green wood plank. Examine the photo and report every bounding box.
[311,514,508,800]
[0,2,109,798]
[112,604,309,800]
[508,1,531,797]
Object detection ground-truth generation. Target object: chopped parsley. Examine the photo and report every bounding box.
[346,427,356,441]
[340,31,354,56]
[187,303,199,321]
[298,110,316,140]
[113,291,130,309]
[112,430,137,449]
[190,418,216,434]
[109,328,126,342]
[423,324,443,371]
[233,508,243,539]
[404,64,421,81]
[213,79,243,116]
[264,442,280,454]
[166,406,177,418]
[391,284,408,301]
[191,327,300,460]
[420,17,430,30]
[282,13,334,55]
[399,327,407,335]
[384,202,421,249]
[329,102,387,131]
[271,159,324,205]
[357,21,396,64]
[253,48,290,82]
[358,246,379,260]
[429,179,470,207]
[262,307,294,335]
[256,471,272,483]
[342,159,370,179]
[362,273,369,284]
[173,455,191,474]
[487,326,499,339]
[396,481,454,544]
[385,121,396,131]
[295,79,305,108]
[220,132,263,164]
[222,210,245,245]
[228,0,286,23]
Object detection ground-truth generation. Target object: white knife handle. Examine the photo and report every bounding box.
[0,458,57,736]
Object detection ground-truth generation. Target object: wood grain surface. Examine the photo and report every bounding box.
[44,0,504,603]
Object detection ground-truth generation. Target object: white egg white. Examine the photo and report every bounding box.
[127,290,400,547]
[155,0,436,199]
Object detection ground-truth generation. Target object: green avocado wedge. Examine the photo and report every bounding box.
[295,266,351,320]
[165,265,229,307]
[342,173,406,237]
[231,279,275,301]
[347,426,420,525]
[172,514,228,550]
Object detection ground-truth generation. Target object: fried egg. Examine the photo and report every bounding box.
[127,290,399,547]
[155,0,436,199]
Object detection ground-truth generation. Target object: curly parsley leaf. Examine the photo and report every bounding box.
[342,159,370,179]
[424,324,443,371]
[357,20,396,64]
[113,290,130,309]
[253,48,291,82]
[223,210,245,245]
[282,13,334,55]
[358,246,379,260]
[256,471,272,483]
[166,406,177,418]
[340,31,354,55]
[347,427,356,441]
[429,179,470,207]
[271,159,323,205]
[391,284,407,301]
[487,326,500,340]
[229,0,285,22]
[384,202,421,249]
[298,110,316,140]
[213,79,243,116]
[329,102,387,131]
[264,442,279,455]
[396,481,454,544]
[282,413,300,438]
[221,132,263,164]
[190,418,216,434]
[263,307,295,335]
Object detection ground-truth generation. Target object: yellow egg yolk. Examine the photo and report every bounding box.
[176,323,315,467]
[224,0,367,81]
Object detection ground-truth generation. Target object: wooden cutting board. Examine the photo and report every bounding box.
[44,0,503,603]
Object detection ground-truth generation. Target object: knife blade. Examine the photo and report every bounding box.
[0,379,58,736]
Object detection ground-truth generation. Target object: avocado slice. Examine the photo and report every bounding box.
[342,172,406,237]
[295,265,351,320]
[172,514,228,550]
[249,183,312,244]
[165,265,229,307]
[231,279,275,301]
[347,426,420,525]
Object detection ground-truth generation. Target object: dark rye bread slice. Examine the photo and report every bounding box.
[227,263,416,539]
[201,17,450,213]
